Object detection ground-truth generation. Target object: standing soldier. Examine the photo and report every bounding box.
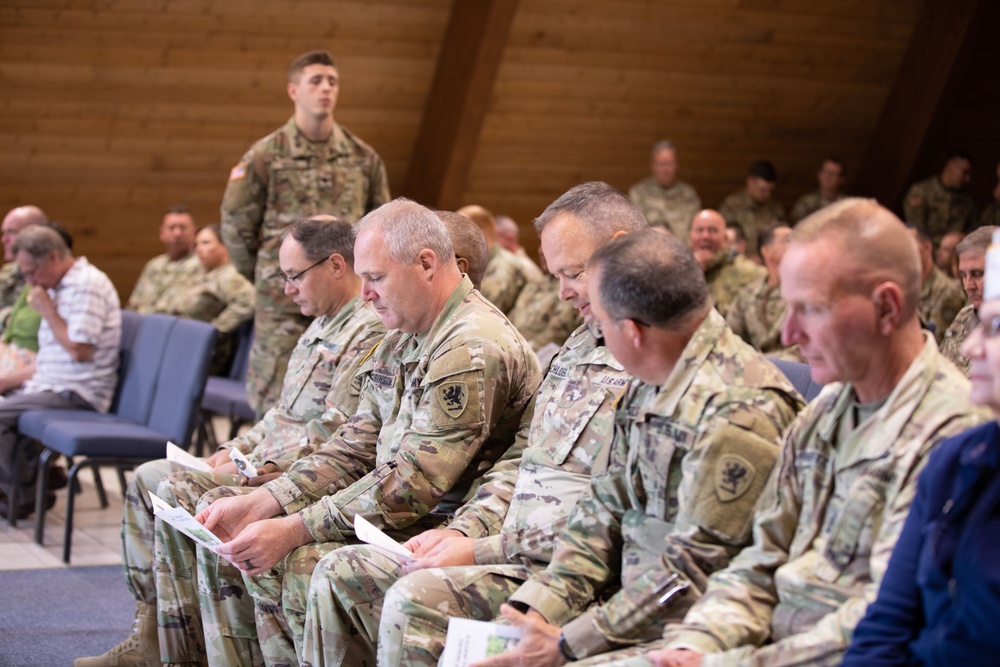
[221,50,390,417]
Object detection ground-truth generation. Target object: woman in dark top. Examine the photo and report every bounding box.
[843,287,1000,666]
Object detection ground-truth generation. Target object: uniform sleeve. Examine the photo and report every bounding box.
[207,269,256,334]
[221,147,268,280]
[126,261,156,312]
[725,290,750,343]
[366,156,391,214]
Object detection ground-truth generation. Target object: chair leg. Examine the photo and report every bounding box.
[8,440,30,528]
[116,465,131,498]
[66,455,82,495]
[61,459,90,564]
[34,448,56,545]
[228,418,247,441]
[92,465,108,509]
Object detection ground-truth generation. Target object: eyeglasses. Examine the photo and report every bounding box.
[587,316,650,339]
[279,257,327,286]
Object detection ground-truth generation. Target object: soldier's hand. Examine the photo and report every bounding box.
[402,530,475,573]
[195,488,280,541]
[215,514,311,576]
[403,528,463,557]
[647,649,703,667]
[242,462,282,487]
[470,604,564,667]
[204,449,234,468]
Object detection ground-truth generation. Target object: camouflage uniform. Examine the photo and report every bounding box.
[116,297,384,664]
[497,311,802,663]
[703,250,767,319]
[481,245,531,315]
[789,191,845,225]
[0,262,25,311]
[296,325,631,667]
[221,117,390,415]
[981,200,1000,228]
[512,247,545,284]
[940,303,977,377]
[126,253,205,314]
[718,189,785,258]
[507,274,583,352]
[638,337,988,667]
[725,276,788,355]
[918,266,966,344]
[628,177,701,240]
[903,176,976,238]
[205,277,541,666]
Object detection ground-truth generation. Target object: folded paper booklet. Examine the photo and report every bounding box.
[148,491,224,552]
[353,514,413,558]
[440,617,523,667]
[166,441,212,473]
[228,448,258,478]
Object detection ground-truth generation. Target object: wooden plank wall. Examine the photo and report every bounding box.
[0,0,945,294]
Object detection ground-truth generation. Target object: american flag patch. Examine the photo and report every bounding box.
[229,162,247,181]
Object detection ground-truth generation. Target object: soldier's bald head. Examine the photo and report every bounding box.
[792,198,921,317]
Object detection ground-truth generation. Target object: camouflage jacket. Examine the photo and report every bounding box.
[918,266,966,344]
[940,303,977,377]
[508,274,583,352]
[481,245,531,315]
[903,176,976,238]
[164,262,256,334]
[444,325,632,567]
[220,117,390,316]
[663,337,988,667]
[126,253,204,314]
[725,276,788,355]
[718,189,786,258]
[263,277,542,542]
[704,251,767,319]
[789,191,845,224]
[628,177,701,240]
[0,262,25,311]
[981,200,1000,228]
[224,296,385,469]
[509,310,803,660]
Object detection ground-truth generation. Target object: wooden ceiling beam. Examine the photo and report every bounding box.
[402,0,519,209]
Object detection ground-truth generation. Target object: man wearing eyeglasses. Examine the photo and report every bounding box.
[221,49,390,420]
[941,225,997,376]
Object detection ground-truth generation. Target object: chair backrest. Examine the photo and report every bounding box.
[144,317,217,447]
[768,357,826,403]
[228,318,254,380]
[113,313,175,423]
[108,310,143,413]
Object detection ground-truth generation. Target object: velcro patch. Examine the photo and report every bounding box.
[229,162,247,181]
[436,381,469,419]
[715,454,755,503]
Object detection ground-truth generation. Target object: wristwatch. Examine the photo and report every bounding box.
[557,633,578,662]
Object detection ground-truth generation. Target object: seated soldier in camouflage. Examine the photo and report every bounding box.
[186,199,541,666]
[941,226,997,376]
[689,209,766,318]
[290,181,644,667]
[789,157,847,224]
[507,247,583,353]
[904,150,976,239]
[75,216,386,667]
[907,224,965,345]
[126,205,204,314]
[465,229,803,667]
[627,199,987,667]
[718,159,785,258]
[627,140,701,240]
[458,204,533,315]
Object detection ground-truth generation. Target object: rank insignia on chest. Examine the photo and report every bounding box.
[715,454,755,502]
[437,382,468,419]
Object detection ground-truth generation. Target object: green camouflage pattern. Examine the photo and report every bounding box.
[718,189,785,258]
[918,266,966,344]
[481,245,531,315]
[507,274,583,352]
[658,337,988,667]
[789,191,845,225]
[220,117,390,415]
[703,251,767,319]
[236,277,541,666]
[903,176,977,238]
[299,325,631,667]
[628,177,701,240]
[981,200,1000,228]
[162,262,256,334]
[126,253,205,314]
[505,310,802,661]
[725,276,790,355]
[940,302,977,377]
[0,261,25,310]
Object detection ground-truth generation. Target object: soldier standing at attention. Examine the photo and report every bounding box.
[903,150,976,239]
[628,140,701,240]
[941,226,998,376]
[625,199,987,667]
[221,50,390,418]
[719,159,785,258]
[127,205,203,314]
[789,157,847,224]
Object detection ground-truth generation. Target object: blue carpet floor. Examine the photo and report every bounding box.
[0,565,135,667]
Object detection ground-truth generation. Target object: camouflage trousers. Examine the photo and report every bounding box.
[246,304,310,417]
[194,485,265,667]
[377,563,531,667]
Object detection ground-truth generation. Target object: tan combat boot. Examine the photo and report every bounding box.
[74,601,159,667]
